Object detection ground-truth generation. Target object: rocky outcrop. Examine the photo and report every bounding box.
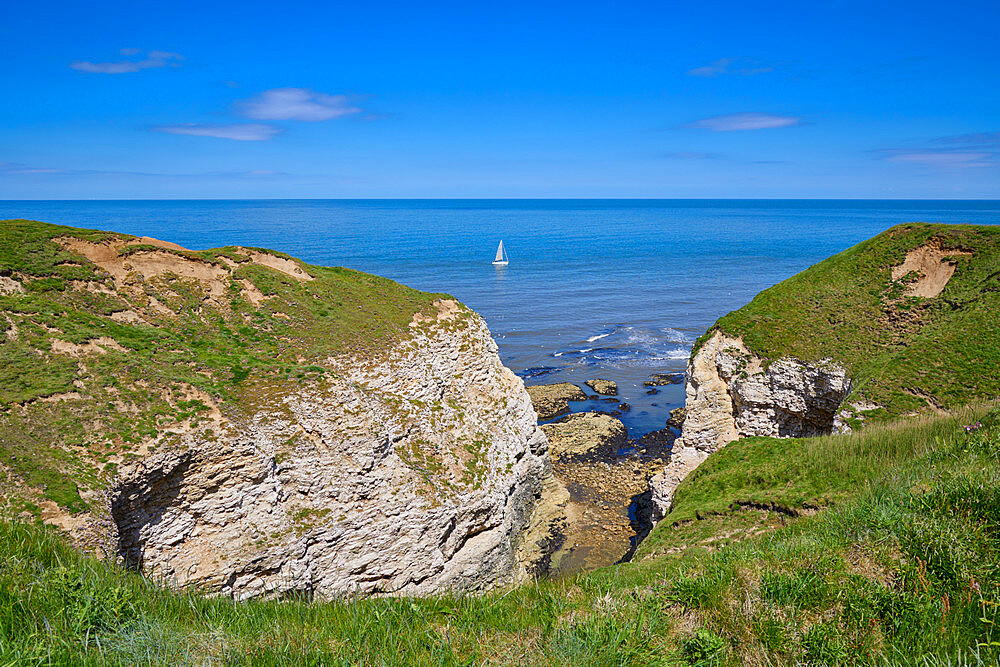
[526,382,587,420]
[633,427,675,454]
[542,413,666,573]
[585,379,618,396]
[644,373,684,386]
[649,331,851,522]
[666,407,686,429]
[514,474,570,578]
[541,412,628,459]
[110,303,555,599]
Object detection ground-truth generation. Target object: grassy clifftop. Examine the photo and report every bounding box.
[0,219,445,519]
[3,407,1000,665]
[699,222,1000,422]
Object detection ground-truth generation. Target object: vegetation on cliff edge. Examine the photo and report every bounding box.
[694,222,1000,422]
[0,219,445,517]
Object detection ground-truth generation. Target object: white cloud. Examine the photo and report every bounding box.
[153,123,281,141]
[70,49,183,74]
[238,88,363,121]
[687,58,774,77]
[878,149,996,168]
[0,160,293,179]
[685,113,800,131]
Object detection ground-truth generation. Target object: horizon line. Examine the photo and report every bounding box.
[2,197,1000,203]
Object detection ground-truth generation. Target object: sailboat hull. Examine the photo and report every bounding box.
[492,260,508,266]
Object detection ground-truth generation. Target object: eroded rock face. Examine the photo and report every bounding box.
[110,305,554,599]
[649,331,851,522]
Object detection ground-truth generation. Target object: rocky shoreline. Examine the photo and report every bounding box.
[523,378,682,573]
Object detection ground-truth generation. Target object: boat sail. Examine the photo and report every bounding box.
[492,240,509,266]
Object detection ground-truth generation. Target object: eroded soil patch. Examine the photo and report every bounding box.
[891,238,972,298]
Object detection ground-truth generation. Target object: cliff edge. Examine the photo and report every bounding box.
[651,223,1000,520]
[0,220,557,598]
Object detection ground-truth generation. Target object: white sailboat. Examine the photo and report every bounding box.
[492,240,509,266]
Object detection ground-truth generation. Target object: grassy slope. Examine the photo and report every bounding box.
[5,221,1000,664]
[0,219,443,517]
[698,223,1000,421]
[3,409,1000,665]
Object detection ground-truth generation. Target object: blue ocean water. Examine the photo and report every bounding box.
[4,199,998,436]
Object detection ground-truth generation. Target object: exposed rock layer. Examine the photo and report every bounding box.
[541,412,628,460]
[649,331,850,521]
[110,303,554,599]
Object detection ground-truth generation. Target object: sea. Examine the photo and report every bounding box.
[4,199,998,437]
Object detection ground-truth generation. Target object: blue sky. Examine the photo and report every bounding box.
[2,0,998,198]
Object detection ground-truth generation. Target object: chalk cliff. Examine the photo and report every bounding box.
[648,223,1000,524]
[649,332,851,520]
[0,220,557,600]
[111,302,555,598]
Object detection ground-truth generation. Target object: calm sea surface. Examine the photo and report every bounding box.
[4,199,998,436]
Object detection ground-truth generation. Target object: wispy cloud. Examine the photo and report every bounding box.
[936,131,1000,146]
[660,151,719,159]
[875,149,997,168]
[687,58,774,77]
[153,123,281,141]
[70,49,182,74]
[238,88,363,121]
[684,113,800,131]
[874,131,1000,168]
[151,88,368,142]
[0,160,292,179]
[0,162,64,174]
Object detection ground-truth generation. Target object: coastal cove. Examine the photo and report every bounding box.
[5,199,999,438]
[3,216,1000,665]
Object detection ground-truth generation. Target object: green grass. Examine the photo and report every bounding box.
[700,223,1000,419]
[642,407,984,536]
[4,409,1000,665]
[0,219,447,514]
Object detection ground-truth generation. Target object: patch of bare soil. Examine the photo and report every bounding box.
[0,276,24,295]
[38,499,89,534]
[247,250,313,281]
[58,237,298,312]
[50,337,126,357]
[59,238,229,296]
[238,279,269,307]
[409,298,462,326]
[38,392,83,403]
[136,236,190,251]
[109,309,146,324]
[891,239,972,298]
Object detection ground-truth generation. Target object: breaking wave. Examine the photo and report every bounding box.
[550,325,692,368]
